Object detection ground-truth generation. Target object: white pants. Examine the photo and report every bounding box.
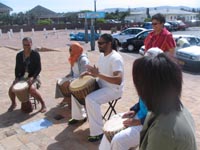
[99,125,142,150]
[85,87,122,136]
[71,96,87,120]
[71,86,122,136]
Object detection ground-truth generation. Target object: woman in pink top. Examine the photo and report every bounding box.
[144,13,176,56]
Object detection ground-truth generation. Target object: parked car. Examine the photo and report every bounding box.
[142,22,173,31]
[142,22,152,29]
[121,29,153,52]
[112,27,146,46]
[176,46,200,73]
[176,20,188,31]
[167,21,179,31]
[164,22,173,31]
[69,32,100,41]
[173,34,200,50]
[139,45,145,56]
[139,34,200,55]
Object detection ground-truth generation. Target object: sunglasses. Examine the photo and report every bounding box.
[98,42,107,45]
[23,44,31,46]
[152,22,160,26]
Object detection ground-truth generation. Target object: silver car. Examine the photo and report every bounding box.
[176,46,200,73]
[112,27,146,46]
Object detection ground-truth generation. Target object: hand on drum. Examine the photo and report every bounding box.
[85,65,99,77]
[123,118,141,127]
[122,111,136,118]
[27,77,34,86]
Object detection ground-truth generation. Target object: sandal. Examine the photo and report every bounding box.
[40,106,47,113]
[7,104,17,112]
[57,101,68,107]
[88,134,103,142]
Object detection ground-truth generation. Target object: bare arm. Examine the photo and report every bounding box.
[86,65,123,85]
[168,48,175,56]
[123,118,141,127]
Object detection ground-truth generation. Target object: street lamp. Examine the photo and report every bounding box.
[90,0,97,50]
[94,0,96,12]
[94,0,97,33]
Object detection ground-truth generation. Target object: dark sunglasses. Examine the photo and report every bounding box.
[98,42,107,45]
[152,22,160,26]
[23,44,31,46]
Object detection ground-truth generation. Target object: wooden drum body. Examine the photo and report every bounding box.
[13,81,33,113]
[103,114,126,142]
[69,75,98,105]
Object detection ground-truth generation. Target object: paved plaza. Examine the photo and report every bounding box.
[0,29,199,150]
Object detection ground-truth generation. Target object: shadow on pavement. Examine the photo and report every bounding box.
[47,124,98,150]
[44,105,71,124]
[0,109,39,128]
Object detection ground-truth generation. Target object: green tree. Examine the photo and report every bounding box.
[37,19,52,25]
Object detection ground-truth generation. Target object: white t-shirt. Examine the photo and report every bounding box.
[97,50,124,91]
[177,38,190,48]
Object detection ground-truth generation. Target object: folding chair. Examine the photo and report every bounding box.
[103,97,121,121]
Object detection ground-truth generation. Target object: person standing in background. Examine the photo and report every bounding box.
[144,13,176,56]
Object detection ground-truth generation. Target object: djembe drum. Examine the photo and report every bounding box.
[57,77,72,97]
[69,75,99,105]
[12,81,33,113]
[103,114,126,142]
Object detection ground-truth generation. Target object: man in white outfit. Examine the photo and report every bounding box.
[99,48,163,150]
[68,33,124,142]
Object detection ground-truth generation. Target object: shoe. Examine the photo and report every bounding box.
[57,101,68,107]
[68,118,87,125]
[88,134,103,142]
[68,118,79,125]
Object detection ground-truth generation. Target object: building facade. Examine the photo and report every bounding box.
[125,8,198,23]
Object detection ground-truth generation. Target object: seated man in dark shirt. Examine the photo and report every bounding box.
[8,37,46,113]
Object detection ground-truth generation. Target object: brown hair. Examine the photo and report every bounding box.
[132,54,182,114]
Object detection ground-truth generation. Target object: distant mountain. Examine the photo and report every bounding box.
[101,6,199,13]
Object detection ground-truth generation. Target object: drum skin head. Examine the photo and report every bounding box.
[70,75,95,90]
[103,115,126,132]
[103,114,126,142]
[13,81,28,91]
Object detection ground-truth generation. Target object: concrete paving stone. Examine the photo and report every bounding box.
[0,135,23,149]
[25,142,40,150]
[0,144,5,150]
[4,129,17,137]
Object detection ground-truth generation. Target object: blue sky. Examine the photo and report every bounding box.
[1,0,200,13]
